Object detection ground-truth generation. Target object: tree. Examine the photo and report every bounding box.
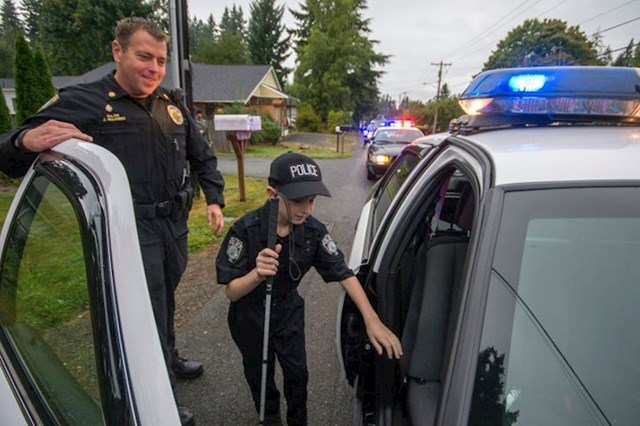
[291,0,387,124]
[192,30,251,65]
[612,39,639,67]
[0,88,11,133]
[483,18,602,70]
[189,14,216,55]
[19,0,42,44]
[220,5,245,36]
[289,0,319,56]
[32,45,56,109]
[39,0,158,75]
[247,0,291,87]
[14,32,37,124]
[1,0,22,37]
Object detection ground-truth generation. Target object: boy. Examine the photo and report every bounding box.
[216,152,402,425]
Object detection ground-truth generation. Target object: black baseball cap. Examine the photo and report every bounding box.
[268,152,331,199]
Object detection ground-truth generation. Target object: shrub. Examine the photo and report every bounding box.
[327,110,351,133]
[295,104,322,132]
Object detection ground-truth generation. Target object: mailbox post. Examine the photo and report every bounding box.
[213,115,261,202]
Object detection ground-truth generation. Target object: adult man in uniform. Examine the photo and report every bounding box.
[0,17,223,426]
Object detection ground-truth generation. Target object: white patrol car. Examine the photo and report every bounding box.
[338,66,640,425]
[0,141,179,424]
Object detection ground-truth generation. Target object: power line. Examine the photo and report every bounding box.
[579,0,640,26]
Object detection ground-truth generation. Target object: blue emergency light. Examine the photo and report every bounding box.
[458,66,640,126]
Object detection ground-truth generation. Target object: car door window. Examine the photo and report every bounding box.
[0,174,104,424]
[470,187,640,425]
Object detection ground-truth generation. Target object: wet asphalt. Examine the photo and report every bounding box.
[175,135,375,425]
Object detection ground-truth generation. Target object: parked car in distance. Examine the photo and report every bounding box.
[339,66,640,425]
[0,140,180,425]
[366,126,424,180]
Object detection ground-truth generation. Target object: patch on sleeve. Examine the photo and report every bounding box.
[321,233,339,256]
[226,236,244,264]
[37,94,60,112]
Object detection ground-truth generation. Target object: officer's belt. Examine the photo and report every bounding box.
[134,199,176,218]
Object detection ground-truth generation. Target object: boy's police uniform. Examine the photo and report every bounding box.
[216,153,353,425]
[0,72,225,386]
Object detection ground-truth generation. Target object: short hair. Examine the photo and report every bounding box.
[114,17,168,51]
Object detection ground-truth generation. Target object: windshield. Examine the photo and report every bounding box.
[373,128,423,143]
[470,187,640,425]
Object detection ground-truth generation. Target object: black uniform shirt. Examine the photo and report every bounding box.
[216,201,354,301]
[0,72,224,208]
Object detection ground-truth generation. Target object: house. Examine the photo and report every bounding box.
[1,63,296,129]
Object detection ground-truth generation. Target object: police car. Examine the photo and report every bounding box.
[0,141,179,424]
[338,66,640,425]
[366,126,424,180]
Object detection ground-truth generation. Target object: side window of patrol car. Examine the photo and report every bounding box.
[0,174,103,423]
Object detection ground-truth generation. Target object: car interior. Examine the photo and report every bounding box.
[350,166,477,425]
[398,173,474,425]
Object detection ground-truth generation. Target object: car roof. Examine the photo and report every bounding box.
[455,125,640,186]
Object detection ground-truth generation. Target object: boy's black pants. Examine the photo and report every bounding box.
[229,290,308,425]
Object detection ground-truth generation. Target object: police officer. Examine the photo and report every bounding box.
[0,17,223,426]
[216,152,402,425]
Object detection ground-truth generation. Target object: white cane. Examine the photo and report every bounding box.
[259,196,279,424]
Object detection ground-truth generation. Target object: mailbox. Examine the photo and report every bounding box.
[213,114,262,131]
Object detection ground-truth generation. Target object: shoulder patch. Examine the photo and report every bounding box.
[38,94,60,112]
[226,236,244,264]
[321,233,339,256]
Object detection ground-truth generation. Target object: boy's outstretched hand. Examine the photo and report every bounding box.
[364,317,403,359]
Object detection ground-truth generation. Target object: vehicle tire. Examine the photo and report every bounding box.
[367,168,376,180]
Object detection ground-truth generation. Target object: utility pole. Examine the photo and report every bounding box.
[431,60,451,133]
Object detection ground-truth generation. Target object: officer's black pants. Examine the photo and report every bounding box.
[229,292,308,426]
[137,218,188,389]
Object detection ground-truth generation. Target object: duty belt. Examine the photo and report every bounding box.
[134,189,193,219]
[134,199,175,219]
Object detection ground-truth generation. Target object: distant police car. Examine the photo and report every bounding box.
[0,141,179,424]
[366,126,424,180]
[338,66,640,425]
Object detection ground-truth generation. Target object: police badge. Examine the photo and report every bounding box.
[226,236,244,264]
[167,105,184,125]
[321,234,339,256]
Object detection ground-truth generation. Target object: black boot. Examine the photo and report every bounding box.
[178,405,195,426]
[172,351,204,379]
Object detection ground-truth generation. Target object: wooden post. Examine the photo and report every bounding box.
[229,134,247,202]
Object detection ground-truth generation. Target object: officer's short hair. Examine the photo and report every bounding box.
[115,17,168,51]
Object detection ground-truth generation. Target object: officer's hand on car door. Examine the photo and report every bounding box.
[19,120,93,152]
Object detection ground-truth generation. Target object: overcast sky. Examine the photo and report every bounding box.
[187,0,639,101]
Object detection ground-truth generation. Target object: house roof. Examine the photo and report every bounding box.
[2,63,291,107]
[63,62,289,104]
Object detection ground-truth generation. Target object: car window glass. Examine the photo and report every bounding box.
[372,151,421,235]
[471,187,640,425]
[0,174,104,424]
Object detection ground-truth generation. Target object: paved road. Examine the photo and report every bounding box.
[175,139,375,425]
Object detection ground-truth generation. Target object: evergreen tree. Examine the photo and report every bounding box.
[14,32,37,124]
[247,0,291,87]
[39,0,158,75]
[291,0,386,124]
[20,0,42,44]
[289,0,319,56]
[0,36,13,77]
[612,39,636,66]
[220,5,245,36]
[1,0,22,37]
[32,45,56,109]
[193,31,251,65]
[0,88,11,133]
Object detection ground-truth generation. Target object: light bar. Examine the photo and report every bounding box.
[459,66,640,124]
